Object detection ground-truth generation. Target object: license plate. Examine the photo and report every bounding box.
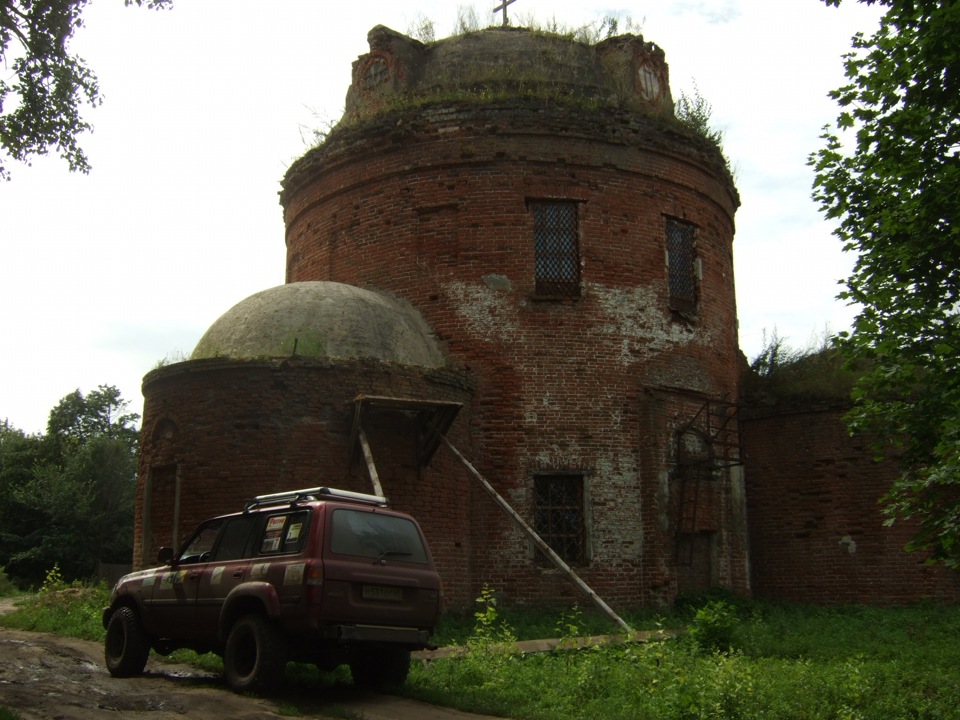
[362,584,404,602]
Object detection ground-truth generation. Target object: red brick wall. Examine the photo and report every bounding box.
[742,406,960,604]
[136,357,477,607]
[279,101,746,608]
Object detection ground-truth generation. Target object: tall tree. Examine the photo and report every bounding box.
[0,421,43,574]
[0,387,140,586]
[811,0,960,565]
[46,384,140,451]
[0,0,170,181]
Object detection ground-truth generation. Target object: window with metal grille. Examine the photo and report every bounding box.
[531,201,580,297]
[666,217,698,314]
[534,474,585,565]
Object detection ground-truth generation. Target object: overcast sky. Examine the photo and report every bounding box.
[0,0,883,435]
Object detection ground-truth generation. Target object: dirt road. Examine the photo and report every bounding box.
[0,598,494,720]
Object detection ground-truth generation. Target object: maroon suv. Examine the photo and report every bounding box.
[102,487,442,692]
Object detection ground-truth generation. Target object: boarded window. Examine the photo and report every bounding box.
[531,202,580,297]
[666,218,698,314]
[534,474,586,564]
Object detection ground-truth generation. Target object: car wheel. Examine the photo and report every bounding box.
[350,647,411,689]
[223,614,287,693]
[104,606,151,678]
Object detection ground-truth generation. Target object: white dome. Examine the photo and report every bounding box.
[191,281,445,368]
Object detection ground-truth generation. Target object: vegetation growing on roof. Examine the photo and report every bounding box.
[675,81,726,154]
[743,329,863,406]
[299,12,728,169]
[411,10,643,46]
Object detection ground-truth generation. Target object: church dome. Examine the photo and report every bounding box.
[191,281,446,368]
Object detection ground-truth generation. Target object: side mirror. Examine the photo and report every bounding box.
[157,547,174,565]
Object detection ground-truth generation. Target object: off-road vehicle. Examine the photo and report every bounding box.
[102,487,442,692]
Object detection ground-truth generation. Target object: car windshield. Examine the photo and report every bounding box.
[330,509,428,564]
[178,520,223,563]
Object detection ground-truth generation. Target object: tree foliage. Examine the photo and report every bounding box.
[0,0,170,181]
[0,386,139,586]
[810,0,960,565]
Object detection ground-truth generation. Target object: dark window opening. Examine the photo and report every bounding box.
[534,474,586,565]
[531,202,581,297]
[666,217,698,314]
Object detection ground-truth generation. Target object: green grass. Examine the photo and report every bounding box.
[401,599,960,720]
[0,584,110,640]
[3,584,959,719]
[0,708,25,720]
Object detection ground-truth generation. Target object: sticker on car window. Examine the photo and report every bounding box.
[286,523,302,542]
[266,516,286,532]
[262,535,282,552]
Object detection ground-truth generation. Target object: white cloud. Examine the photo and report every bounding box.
[671,1,742,24]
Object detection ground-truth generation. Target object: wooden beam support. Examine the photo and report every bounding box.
[358,426,386,499]
[440,435,633,634]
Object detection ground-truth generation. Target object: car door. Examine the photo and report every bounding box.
[143,519,223,639]
[194,514,259,644]
[244,509,312,610]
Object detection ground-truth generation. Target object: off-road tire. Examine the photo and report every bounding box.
[349,647,411,689]
[104,606,150,678]
[223,614,287,693]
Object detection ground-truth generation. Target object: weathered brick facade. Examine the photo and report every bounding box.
[742,405,960,605]
[276,26,746,608]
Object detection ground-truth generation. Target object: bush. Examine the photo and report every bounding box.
[688,599,738,653]
[0,567,18,597]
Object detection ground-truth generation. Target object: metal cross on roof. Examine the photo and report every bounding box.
[494,0,517,27]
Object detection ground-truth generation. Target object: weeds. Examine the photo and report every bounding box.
[688,599,738,653]
[744,327,861,404]
[468,585,517,649]
[0,564,111,640]
[0,566,18,597]
[405,597,960,720]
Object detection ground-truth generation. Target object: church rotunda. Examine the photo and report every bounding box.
[136,24,746,609]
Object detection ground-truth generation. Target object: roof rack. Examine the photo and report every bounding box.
[244,486,388,513]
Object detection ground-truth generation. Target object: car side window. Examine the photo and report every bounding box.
[258,510,309,556]
[213,516,257,561]
[178,520,224,564]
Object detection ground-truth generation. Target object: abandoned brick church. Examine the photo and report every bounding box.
[134,26,959,609]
